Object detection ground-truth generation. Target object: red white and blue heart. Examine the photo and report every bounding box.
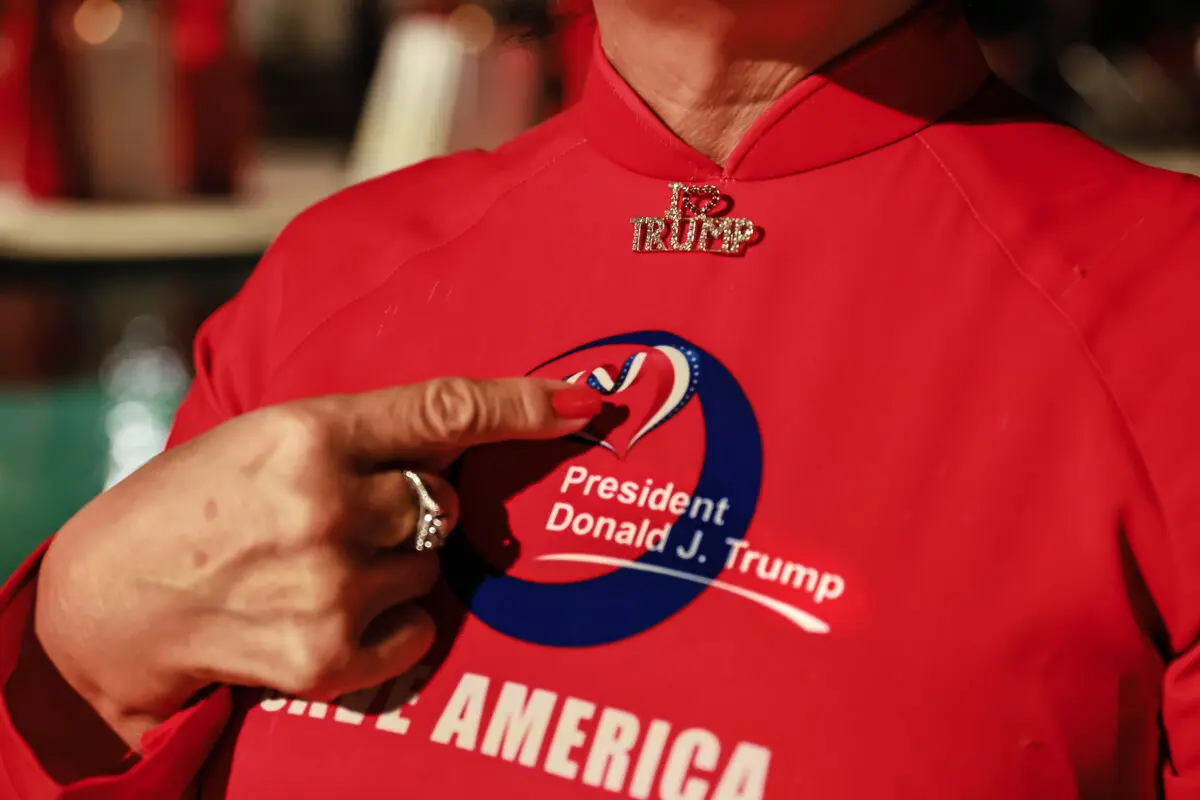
[563,345,699,458]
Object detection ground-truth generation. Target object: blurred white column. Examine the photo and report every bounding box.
[350,13,464,183]
[348,5,543,184]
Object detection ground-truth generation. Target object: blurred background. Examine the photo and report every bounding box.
[0,0,1197,578]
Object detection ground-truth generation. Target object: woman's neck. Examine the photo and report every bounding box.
[592,0,921,165]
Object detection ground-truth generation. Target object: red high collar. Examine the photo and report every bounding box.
[578,2,992,181]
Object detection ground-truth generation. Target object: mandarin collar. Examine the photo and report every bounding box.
[577,2,992,181]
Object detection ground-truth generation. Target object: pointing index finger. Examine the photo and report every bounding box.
[339,377,604,463]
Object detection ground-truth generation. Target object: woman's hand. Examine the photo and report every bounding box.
[32,377,602,749]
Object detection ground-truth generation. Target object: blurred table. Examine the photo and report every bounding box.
[0,149,346,269]
[0,149,345,578]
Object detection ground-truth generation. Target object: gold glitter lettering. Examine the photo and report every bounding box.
[698,217,733,252]
[630,217,652,252]
[629,183,758,256]
[724,218,756,254]
[645,218,669,251]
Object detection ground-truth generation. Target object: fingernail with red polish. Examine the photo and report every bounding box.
[551,387,605,420]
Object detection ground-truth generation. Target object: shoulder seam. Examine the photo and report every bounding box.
[259,137,588,398]
[913,131,1173,537]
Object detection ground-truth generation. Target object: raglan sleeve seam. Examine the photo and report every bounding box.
[912,131,1177,553]
[175,233,289,428]
[257,139,587,394]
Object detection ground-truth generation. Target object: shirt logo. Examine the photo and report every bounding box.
[561,345,699,458]
[630,184,758,255]
[446,332,847,649]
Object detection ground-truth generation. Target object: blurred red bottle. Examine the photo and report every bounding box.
[0,0,252,201]
[0,0,89,198]
[170,0,253,197]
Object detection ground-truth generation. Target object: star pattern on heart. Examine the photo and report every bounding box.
[564,345,700,458]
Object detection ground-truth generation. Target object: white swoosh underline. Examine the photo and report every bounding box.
[534,553,831,635]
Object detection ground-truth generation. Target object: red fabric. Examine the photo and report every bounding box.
[0,541,234,798]
[4,3,1200,796]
